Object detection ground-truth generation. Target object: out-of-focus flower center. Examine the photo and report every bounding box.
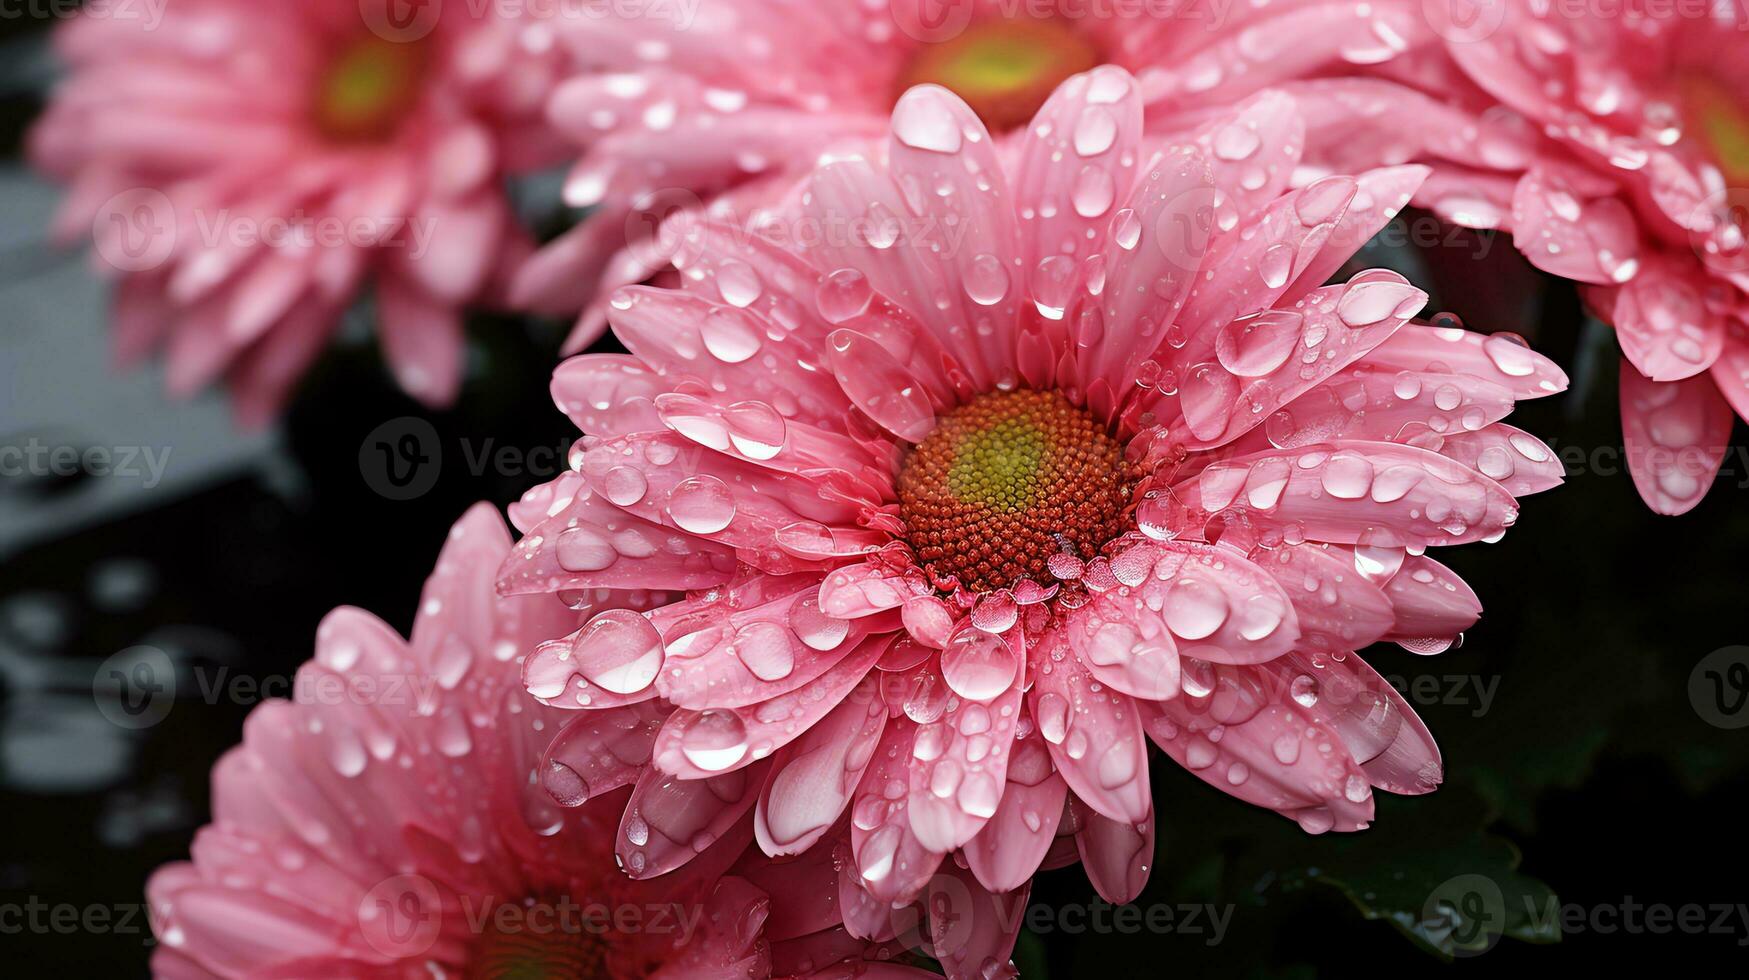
[466,908,606,979]
[897,389,1133,594]
[1678,73,1749,184]
[896,18,1100,133]
[313,36,427,144]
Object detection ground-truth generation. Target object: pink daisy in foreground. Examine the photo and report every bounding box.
[32,0,569,423]
[1147,0,1749,514]
[148,504,917,979]
[520,0,1409,345]
[505,69,1568,973]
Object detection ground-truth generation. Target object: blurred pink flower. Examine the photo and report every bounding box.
[504,69,1568,974]
[32,0,571,423]
[147,504,921,979]
[1144,0,1749,514]
[520,0,1390,345]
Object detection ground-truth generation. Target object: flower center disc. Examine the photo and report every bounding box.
[467,911,607,979]
[896,18,1100,133]
[897,390,1133,594]
[314,36,427,144]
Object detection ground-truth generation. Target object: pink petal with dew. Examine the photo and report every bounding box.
[1083,144,1214,390]
[1171,175,1358,352]
[907,630,1024,852]
[607,287,856,430]
[1063,587,1181,701]
[1610,259,1725,382]
[1365,324,1569,399]
[819,563,911,619]
[802,154,996,390]
[962,722,1067,894]
[1073,800,1153,905]
[1144,666,1375,833]
[1217,363,1514,457]
[550,354,668,437]
[1115,540,1300,666]
[1029,630,1150,823]
[1166,274,1423,450]
[579,431,864,564]
[1620,362,1735,515]
[1435,424,1565,497]
[617,762,765,880]
[1171,441,1520,548]
[1279,165,1429,306]
[540,702,670,807]
[499,484,739,596]
[1380,554,1482,646]
[886,85,1021,387]
[1270,652,1442,796]
[851,717,947,905]
[658,588,872,710]
[1259,542,1395,654]
[525,607,665,709]
[1510,167,1641,287]
[1193,90,1306,215]
[755,674,889,856]
[928,862,1028,980]
[651,634,889,779]
[1013,66,1143,350]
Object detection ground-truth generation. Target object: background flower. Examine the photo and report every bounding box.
[1142,0,1749,514]
[519,0,1397,345]
[31,0,572,424]
[146,503,928,978]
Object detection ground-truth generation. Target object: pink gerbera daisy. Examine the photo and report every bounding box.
[503,68,1568,972]
[519,0,1403,345]
[31,0,570,423]
[1145,0,1749,513]
[147,503,926,979]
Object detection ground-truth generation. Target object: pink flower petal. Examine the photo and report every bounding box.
[617,763,765,880]
[755,675,889,856]
[1620,362,1735,515]
[962,723,1067,894]
[1029,630,1150,823]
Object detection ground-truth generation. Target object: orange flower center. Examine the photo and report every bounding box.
[896,18,1100,133]
[897,390,1134,594]
[313,35,427,144]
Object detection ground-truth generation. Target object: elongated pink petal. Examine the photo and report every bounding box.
[652,635,888,779]
[756,675,889,856]
[1620,362,1734,515]
[1072,801,1153,905]
[541,702,670,806]
[1029,630,1150,823]
[618,763,765,880]
[850,718,946,905]
[962,723,1067,894]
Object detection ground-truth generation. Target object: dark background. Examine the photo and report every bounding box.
[3,9,1748,977]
